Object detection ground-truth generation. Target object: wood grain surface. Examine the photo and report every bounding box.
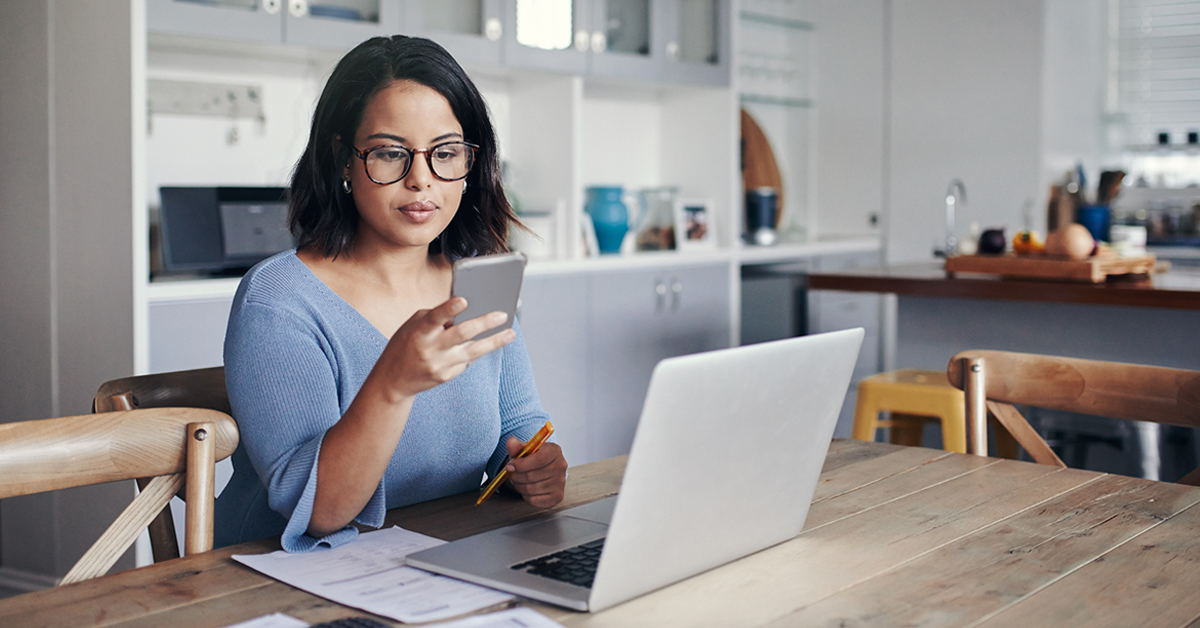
[944,253,1157,283]
[807,261,1200,311]
[7,441,1200,628]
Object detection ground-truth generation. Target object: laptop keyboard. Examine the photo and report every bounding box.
[510,537,605,588]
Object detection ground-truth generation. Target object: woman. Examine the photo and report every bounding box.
[215,35,567,552]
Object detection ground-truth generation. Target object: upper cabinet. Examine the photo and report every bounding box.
[406,0,505,67]
[147,0,288,44]
[147,0,404,51]
[284,0,405,51]
[147,0,727,86]
[661,0,728,85]
[503,0,729,85]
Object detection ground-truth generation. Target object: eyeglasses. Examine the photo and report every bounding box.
[350,141,479,185]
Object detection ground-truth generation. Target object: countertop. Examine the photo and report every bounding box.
[808,260,1200,311]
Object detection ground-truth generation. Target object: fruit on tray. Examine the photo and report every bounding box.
[1011,230,1044,255]
[1044,224,1095,260]
[977,228,1007,254]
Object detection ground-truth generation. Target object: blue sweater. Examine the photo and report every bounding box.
[215,250,548,552]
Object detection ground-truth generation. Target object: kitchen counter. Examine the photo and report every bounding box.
[808,261,1200,311]
[807,260,1200,482]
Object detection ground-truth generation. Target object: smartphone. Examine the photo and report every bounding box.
[450,252,527,341]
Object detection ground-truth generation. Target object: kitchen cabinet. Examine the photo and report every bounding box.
[407,0,504,68]
[587,263,730,461]
[519,262,731,465]
[147,0,286,44]
[503,0,729,85]
[515,274,591,467]
[148,0,404,50]
[284,0,405,51]
[807,250,882,437]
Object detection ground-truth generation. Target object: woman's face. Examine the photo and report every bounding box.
[345,80,467,254]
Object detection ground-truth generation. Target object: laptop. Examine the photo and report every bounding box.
[407,328,864,612]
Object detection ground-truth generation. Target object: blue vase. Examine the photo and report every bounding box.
[585,186,629,254]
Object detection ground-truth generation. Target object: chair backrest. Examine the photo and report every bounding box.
[95,366,229,414]
[0,408,238,585]
[947,350,1200,484]
[93,366,230,563]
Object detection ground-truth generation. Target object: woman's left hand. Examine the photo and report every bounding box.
[504,437,568,509]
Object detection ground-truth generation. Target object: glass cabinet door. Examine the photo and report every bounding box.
[586,0,661,79]
[147,0,285,43]
[662,0,730,85]
[409,0,504,67]
[284,0,404,51]
[505,0,588,73]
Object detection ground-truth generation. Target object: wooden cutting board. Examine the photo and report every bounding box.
[741,109,784,227]
[944,253,1157,283]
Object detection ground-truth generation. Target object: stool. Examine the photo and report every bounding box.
[852,369,1018,457]
[852,369,968,453]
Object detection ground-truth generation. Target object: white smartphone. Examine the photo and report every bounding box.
[450,252,527,340]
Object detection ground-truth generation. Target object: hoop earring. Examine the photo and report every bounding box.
[342,177,352,194]
[462,180,468,194]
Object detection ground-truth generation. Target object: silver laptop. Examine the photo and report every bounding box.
[407,328,864,612]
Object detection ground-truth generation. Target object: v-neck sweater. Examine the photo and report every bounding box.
[215,250,547,552]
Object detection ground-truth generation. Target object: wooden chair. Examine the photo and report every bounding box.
[0,407,238,585]
[94,366,230,563]
[946,350,1200,485]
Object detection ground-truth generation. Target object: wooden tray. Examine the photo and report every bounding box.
[944,253,1156,283]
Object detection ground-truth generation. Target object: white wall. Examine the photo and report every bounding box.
[0,0,140,582]
[815,0,887,239]
[886,0,1045,263]
[1041,0,1109,211]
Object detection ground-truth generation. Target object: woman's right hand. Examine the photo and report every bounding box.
[375,297,516,401]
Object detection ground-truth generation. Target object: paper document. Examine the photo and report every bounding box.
[432,607,566,628]
[221,612,309,628]
[233,527,514,623]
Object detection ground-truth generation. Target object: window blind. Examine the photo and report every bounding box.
[1115,0,1200,147]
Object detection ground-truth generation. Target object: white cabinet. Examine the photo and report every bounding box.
[807,250,883,437]
[502,0,729,85]
[519,261,731,465]
[516,274,591,466]
[147,0,404,50]
[407,0,504,67]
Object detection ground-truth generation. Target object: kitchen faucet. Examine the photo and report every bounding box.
[942,179,967,257]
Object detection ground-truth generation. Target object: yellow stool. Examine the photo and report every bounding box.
[852,369,968,453]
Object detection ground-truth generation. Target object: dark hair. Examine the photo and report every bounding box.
[288,35,516,259]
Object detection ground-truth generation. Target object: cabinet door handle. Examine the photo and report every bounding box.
[666,41,680,62]
[591,31,607,54]
[485,18,502,41]
[288,0,306,18]
[655,281,668,314]
[575,30,590,52]
[670,280,683,312]
[262,0,281,15]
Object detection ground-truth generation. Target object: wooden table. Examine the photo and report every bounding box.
[6,439,1200,627]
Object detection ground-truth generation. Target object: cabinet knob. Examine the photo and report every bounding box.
[485,18,502,42]
[655,281,668,313]
[575,30,590,52]
[591,31,607,54]
[666,41,680,62]
[288,0,306,18]
[261,0,281,15]
[670,281,683,312]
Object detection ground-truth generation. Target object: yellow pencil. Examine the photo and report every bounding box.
[476,421,554,506]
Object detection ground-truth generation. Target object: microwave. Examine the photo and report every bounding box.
[158,186,293,275]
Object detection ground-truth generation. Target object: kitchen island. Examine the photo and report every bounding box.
[808,261,1200,481]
